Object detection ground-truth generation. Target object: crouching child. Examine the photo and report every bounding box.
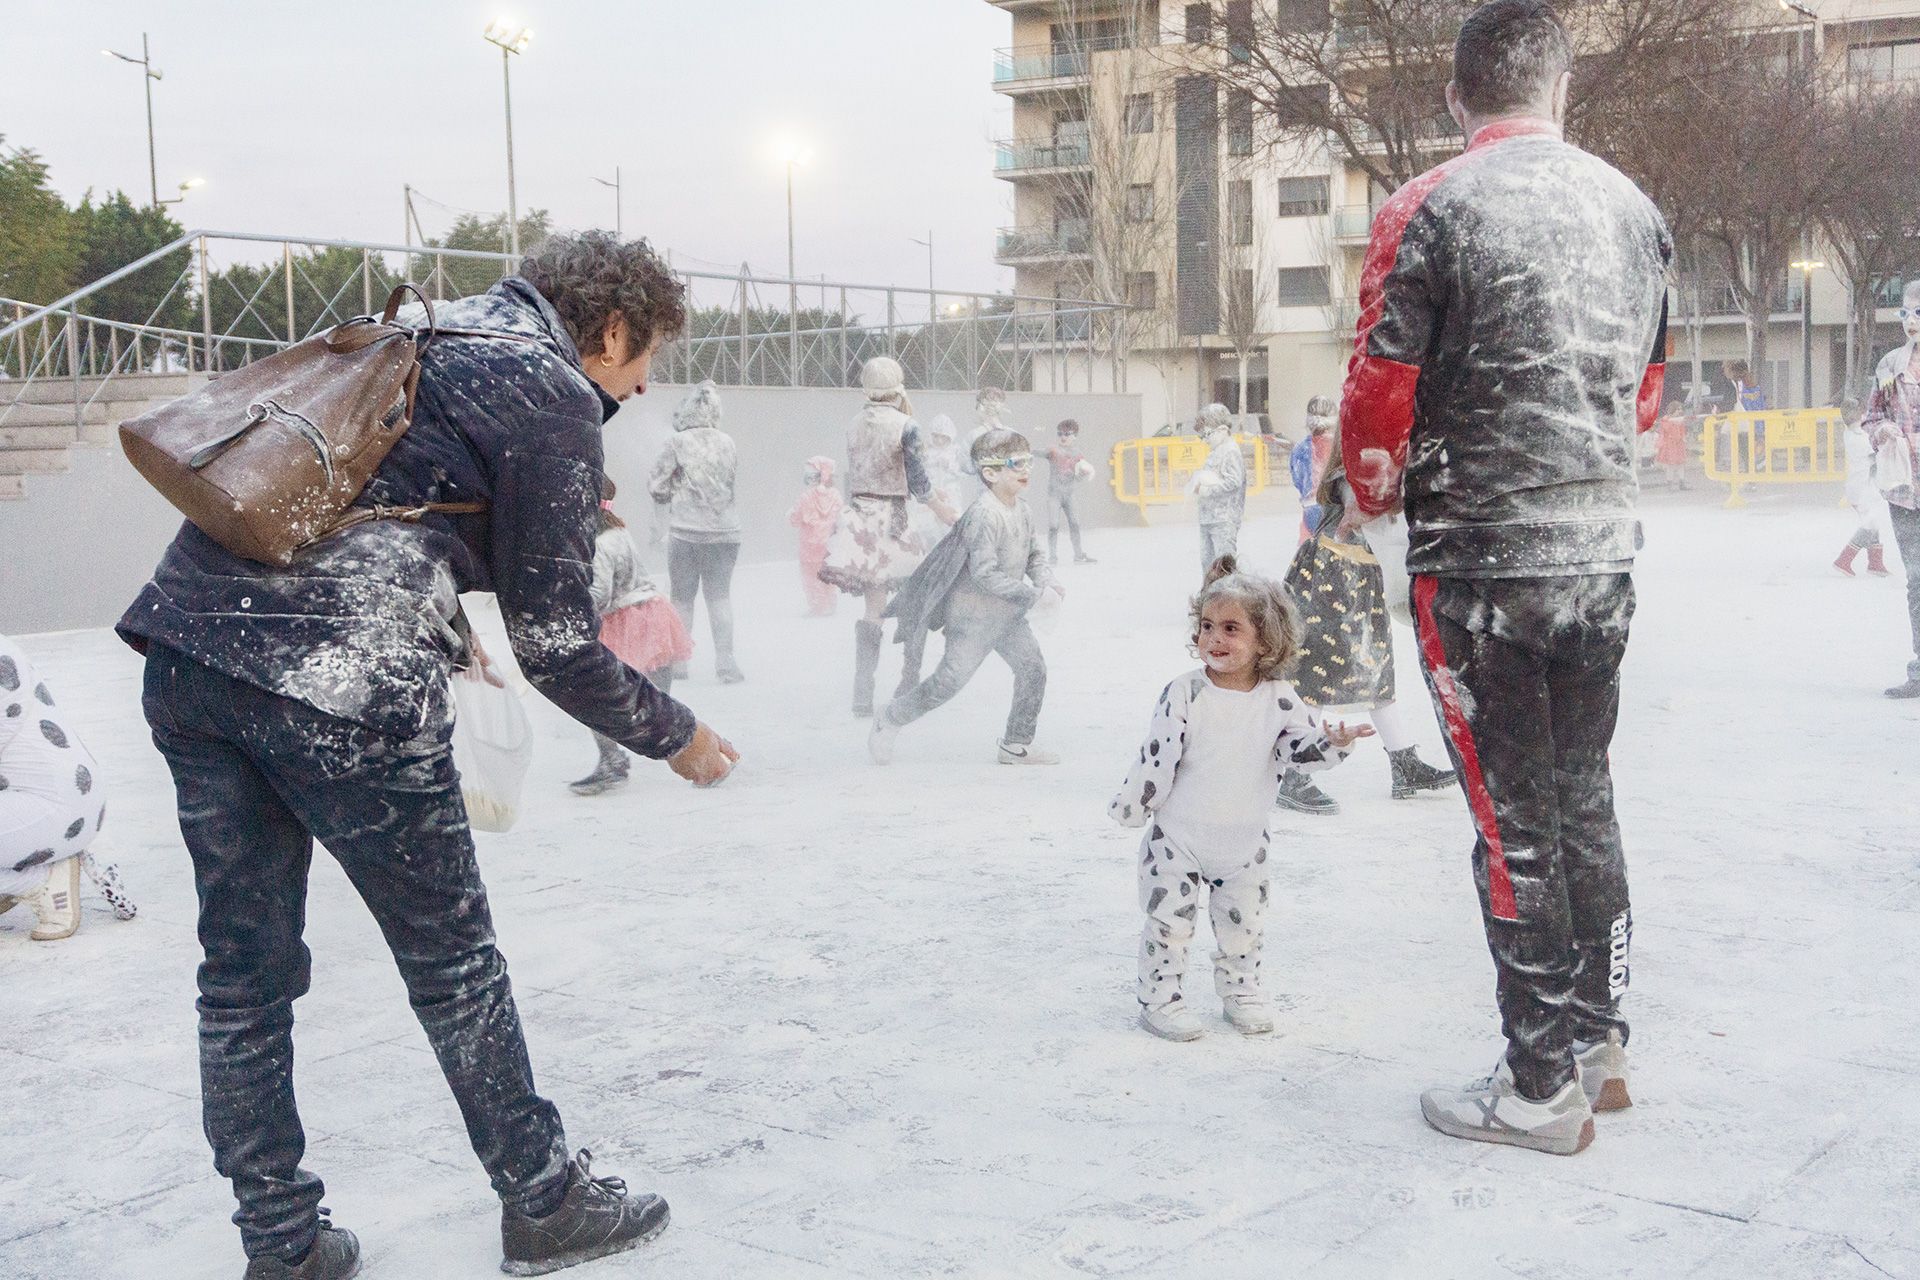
[1110,556,1372,1041]
[869,427,1064,766]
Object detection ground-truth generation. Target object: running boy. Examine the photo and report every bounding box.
[1110,556,1371,1040]
[1043,419,1097,565]
[870,427,1063,766]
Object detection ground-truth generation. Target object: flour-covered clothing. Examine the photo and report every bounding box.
[1193,437,1248,530]
[1340,118,1671,577]
[1864,344,1920,512]
[117,277,695,761]
[1111,669,1349,1008]
[648,381,740,543]
[821,401,935,595]
[0,636,108,898]
[1285,533,1395,709]
[589,525,689,677]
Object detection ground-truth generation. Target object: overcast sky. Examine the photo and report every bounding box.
[1,1,1019,295]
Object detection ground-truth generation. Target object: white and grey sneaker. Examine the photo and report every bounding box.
[27,857,81,942]
[1221,993,1275,1036]
[1574,1031,1632,1112]
[997,740,1060,766]
[1139,999,1206,1042]
[868,710,902,765]
[1419,1057,1595,1156]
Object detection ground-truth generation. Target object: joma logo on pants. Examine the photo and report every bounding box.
[1607,912,1631,1000]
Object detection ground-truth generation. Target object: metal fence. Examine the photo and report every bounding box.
[0,230,1124,431]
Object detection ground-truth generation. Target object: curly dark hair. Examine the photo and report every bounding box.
[518,229,688,360]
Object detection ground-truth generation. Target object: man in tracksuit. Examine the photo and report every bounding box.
[1339,1,1670,1156]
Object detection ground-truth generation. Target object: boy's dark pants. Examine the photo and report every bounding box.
[1411,574,1635,1101]
[142,646,568,1261]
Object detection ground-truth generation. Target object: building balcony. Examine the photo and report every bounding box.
[995,222,1092,264]
[992,36,1129,92]
[994,137,1095,178]
[1332,205,1375,245]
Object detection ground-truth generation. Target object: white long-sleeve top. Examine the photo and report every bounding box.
[1109,668,1348,851]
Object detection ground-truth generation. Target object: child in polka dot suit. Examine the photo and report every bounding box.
[1109,557,1372,1041]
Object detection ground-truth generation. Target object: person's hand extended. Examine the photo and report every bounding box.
[669,722,740,787]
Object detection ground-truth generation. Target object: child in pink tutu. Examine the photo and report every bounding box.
[790,455,843,617]
[573,478,694,795]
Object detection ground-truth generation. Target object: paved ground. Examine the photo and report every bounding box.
[3,495,1917,1279]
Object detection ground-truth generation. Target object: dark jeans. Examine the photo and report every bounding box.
[667,537,740,670]
[887,594,1046,744]
[1890,505,1920,681]
[141,647,568,1261]
[1411,575,1635,1101]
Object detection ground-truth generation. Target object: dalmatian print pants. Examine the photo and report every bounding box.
[1136,824,1271,1008]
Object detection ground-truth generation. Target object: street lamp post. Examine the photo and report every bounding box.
[102,35,163,207]
[909,232,935,300]
[777,144,810,382]
[483,21,534,258]
[1791,256,1825,409]
[157,177,205,207]
[592,168,622,239]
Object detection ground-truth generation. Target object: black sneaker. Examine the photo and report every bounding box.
[1886,679,1920,700]
[500,1151,669,1277]
[1275,769,1339,815]
[243,1215,361,1280]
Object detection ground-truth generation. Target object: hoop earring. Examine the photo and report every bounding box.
[600,353,616,368]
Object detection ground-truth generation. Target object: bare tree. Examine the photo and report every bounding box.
[1217,155,1275,417]
[1817,83,1920,397]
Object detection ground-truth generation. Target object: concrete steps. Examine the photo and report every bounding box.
[0,373,192,406]
[0,400,113,427]
[0,380,184,496]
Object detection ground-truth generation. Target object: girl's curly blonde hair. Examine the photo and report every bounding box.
[1188,555,1303,682]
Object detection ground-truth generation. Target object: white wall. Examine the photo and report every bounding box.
[0,385,1145,636]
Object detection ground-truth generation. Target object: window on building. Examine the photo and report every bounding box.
[1275,0,1331,31]
[1276,175,1330,217]
[1226,90,1254,155]
[1126,183,1156,223]
[1130,272,1159,311]
[1849,40,1920,83]
[1125,92,1156,134]
[1273,81,1332,129]
[1185,3,1212,43]
[1226,1,1254,62]
[1229,180,1254,245]
[1276,266,1332,306]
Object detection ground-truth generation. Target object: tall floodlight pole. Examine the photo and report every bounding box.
[483,21,534,258]
[909,232,935,302]
[102,35,163,207]
[778,144,810,382]
[1791,256,1824,408]
[592,168,622,238]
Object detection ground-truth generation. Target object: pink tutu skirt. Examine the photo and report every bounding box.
[600,597,693,675]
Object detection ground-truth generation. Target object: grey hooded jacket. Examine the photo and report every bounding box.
[649,380,741,543]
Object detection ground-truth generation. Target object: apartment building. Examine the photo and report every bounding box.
[988,0,1920,434]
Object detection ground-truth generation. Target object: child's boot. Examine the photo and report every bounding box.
[1867,544,1891,577]
[893,626,926,702]
[27,857,81,942]
[868,707,903,765]
[570,735,631,796]
[1835,545,1860,577]
[1222,992,1276,1035]
[1139,997,1205,1042]
[1389,748,1457,799]
[852,621,883,717]
[997,739,1060,766]
[1276,768,1339,815]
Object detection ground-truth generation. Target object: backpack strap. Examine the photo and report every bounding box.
[313,500,488,543]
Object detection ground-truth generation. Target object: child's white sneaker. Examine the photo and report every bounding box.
[868,710,902,765]
[1419,1057,1595,1155]
[26,858,81,942]
[1573,1030,1632,1112]
[1221,993,1276,1035]
[1139,999,1206,1042]
[997,740,1059,766]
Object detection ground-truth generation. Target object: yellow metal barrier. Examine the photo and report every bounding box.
[1108,434,1273,520]
[1700,409,1847,508]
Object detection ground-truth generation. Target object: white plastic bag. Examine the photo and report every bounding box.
[1875,434,1915,499]
[1359,514,1414,628]
[449,669,534,833]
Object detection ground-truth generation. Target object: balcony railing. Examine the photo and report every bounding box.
[994,137,1094,175]
[995,222,1093,263]
[992,35,1131,86]
[1332,205,1375,243]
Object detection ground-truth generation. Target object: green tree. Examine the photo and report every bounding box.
[0,137,76,306]
[418,210,552,299]
[67,191,191,329]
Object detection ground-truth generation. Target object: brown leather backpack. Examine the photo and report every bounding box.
[120,284,528,566]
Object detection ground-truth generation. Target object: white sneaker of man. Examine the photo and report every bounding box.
[1221,992,1276,1035]
[1138,998,1206,1042]
[868,710,902,766]
[1419,1057,1595,1156]
[996,740,1059,766]
[1573,1030,1633,1112]
[26,857,82,942]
